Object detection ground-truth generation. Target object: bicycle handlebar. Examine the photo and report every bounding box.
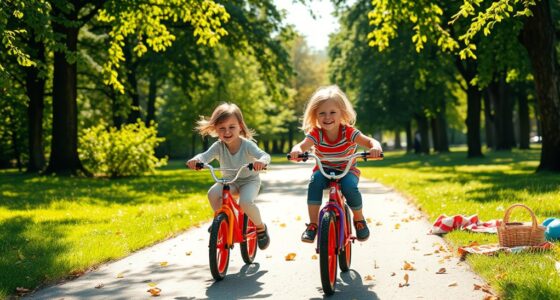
[194,162,264,184]
[287,151,383,180]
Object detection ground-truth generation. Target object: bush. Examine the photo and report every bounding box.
[79,121,167,177]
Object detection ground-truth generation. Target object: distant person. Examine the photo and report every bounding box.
[186,103,271,250]
[289,85,383,243]
[414,130,421,154]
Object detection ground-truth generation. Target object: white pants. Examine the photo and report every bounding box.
[207,179,263,226]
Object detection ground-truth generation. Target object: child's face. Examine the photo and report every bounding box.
[216,116,242,144]
[316,99,342,132]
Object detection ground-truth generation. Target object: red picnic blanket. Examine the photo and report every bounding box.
[430,214,501,235]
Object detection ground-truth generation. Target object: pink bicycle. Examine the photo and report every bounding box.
[289,151,383,295]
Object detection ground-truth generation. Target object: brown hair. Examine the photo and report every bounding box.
[301,85,356,133]
[196,103,254,140]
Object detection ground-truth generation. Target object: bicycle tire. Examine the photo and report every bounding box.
[338,204,352,272]
[240,214,258,264]
[319,211,338,295]
[209,213,230,280]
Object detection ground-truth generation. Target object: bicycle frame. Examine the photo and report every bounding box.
[198,163,255,247]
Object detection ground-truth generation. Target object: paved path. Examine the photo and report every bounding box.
[28,163,490,299]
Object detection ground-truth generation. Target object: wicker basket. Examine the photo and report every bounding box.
[498,204,545,247]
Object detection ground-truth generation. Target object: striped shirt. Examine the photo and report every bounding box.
[305,125,361,177]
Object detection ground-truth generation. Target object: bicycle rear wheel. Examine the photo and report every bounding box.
[338,204,352,272]
[319,211,338,295]
[209,213,230,280]
[240,214,258,264]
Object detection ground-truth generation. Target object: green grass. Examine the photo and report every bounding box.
[0,161,213,299]
[360,147,560,300]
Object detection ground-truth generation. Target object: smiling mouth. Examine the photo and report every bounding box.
[323,121,334,125]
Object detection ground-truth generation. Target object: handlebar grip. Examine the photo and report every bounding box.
[287,152,309,161]
[195,162,204,170]
[247,163,267,171]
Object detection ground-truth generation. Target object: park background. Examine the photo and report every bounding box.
[1,0,559,299]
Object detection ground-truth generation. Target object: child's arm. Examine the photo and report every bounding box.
[247,141,270,171]
[355,133,383,158]
[289,138,314,160]
[185,142,220,170]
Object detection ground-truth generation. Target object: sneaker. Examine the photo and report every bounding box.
[354,220,370,241]
[301,223,318,243]
[257,225,270,250]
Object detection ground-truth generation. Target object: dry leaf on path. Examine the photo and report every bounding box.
[448,282,458,287]
[390,272,396,276]
[15,287,30,296]
[296,216,301,221]
[399,273,410,287]
[285,253,296,261]
[185,251,192,256]
[147,287,161,296]
[311,254,318,260]
[364,275,375,281]
[116,272,124,278]
[159,261,168,267]
[366,218,372,223]
[148,282,158,287]
[403,261,415,271]
[95,283,104,289]
[279,223,286,228]
[376,221,383,226]
[395,223,401,229]
[436,268,446,274]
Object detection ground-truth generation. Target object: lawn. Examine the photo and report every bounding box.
[359,147,560,300]
[0,161,213,299]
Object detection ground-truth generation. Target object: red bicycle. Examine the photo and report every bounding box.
[195,162,260,280]
[289,151,383,295]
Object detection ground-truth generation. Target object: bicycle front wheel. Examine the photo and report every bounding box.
[319,211,338,295]
[339,204,352,272]
[209,213,230,280]
[240,214,258,264]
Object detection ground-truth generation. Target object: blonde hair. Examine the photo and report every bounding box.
[301,85,356,133]
[196,103,254,140]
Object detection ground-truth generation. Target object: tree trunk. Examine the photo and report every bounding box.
[466,85,483,157]
[25,36,46,172]
[436,102,450,152]
[519,0,560,171]
[518,92,530,149]
[46,5,86,175]
[416,114,430,154]
[492,78,515,150]
[483,88,496,149]
[394,129,402,150]
[405,121,413,153]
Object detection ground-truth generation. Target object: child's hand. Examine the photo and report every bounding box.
[186,159,201,170]
[368,144,383,158]
[288,150,302,161]
[253,161,266,171]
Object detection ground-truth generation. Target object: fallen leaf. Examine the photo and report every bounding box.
[399,273,410,287]
[423,253,433,256]
[364,275,375,281]
[366,218,372,223]
[436,268,446,274]
[279,223,286,228]
[285,253,296,261]
[374,260,379,269]
[116,272,124,278]
[403,261,415,271]
[311,254,318,260]
[148,282,158,287]
[266,254,272,258]
[95,283,104,289]
[390,272,396,276]
[483,296,499,300]
[185,251,192,256]
[15,287,30,296]
[376,221,383,226]
[296,216,302,221]
[159,261,168,267]
[448,282,458,287]
[395,223,401,229]
[147,287,161,296]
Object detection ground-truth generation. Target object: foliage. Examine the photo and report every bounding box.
[361,147,560,298]
[79,121,167,177]
[0,161,210,299]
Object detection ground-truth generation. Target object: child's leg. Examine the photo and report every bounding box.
[340,173,370,241]
[237,180,270,249]
[207,183,224,211]
[339,173,364,220]
[237,180,264,229]
[302,171,328,242]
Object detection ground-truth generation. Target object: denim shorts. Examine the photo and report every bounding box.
[307,169,363,210]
